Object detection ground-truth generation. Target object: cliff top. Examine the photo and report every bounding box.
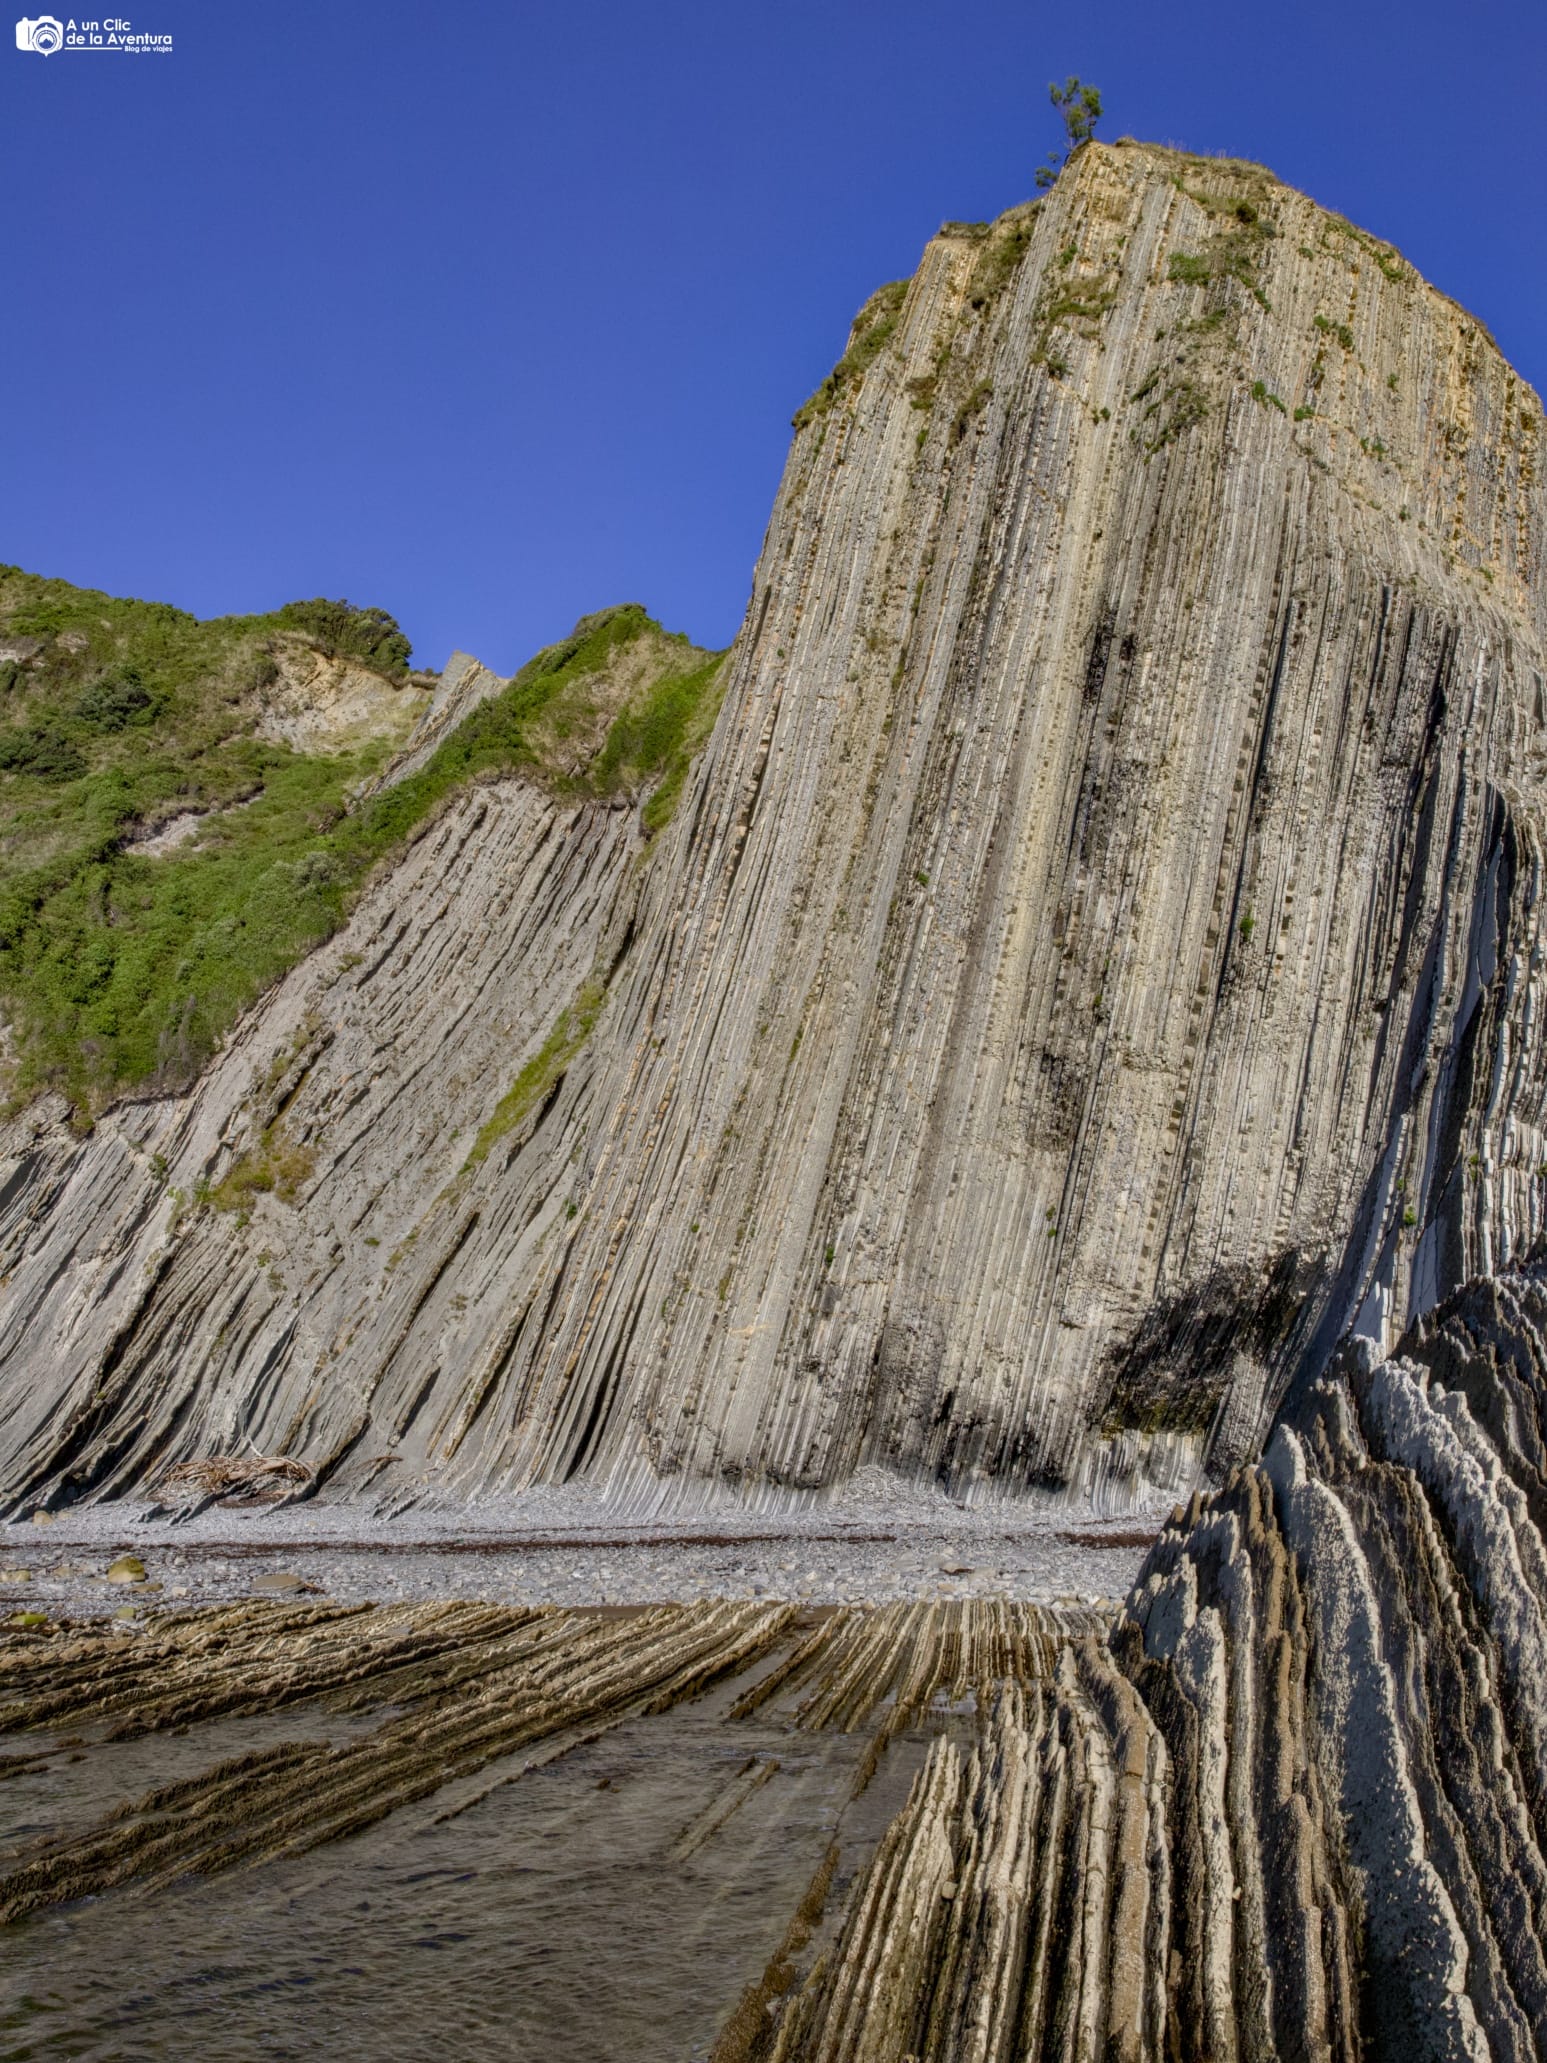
[792,139,1541,646]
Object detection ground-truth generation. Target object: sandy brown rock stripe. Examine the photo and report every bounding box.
[0,1599,794,1924]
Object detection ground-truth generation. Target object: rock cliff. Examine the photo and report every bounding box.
[2,140,1544,1511]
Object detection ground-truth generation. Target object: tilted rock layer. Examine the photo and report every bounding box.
[760,1270,1547,2061]
[9,1272,1547,2055]
[2,141,1545,1508]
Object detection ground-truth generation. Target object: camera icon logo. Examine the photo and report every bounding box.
[15,14,64,51]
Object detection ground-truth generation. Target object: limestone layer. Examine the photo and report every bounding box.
[0,1596,793,1925]
[3,141,1546,1506]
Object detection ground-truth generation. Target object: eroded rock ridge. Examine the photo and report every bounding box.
[8,1271,1547,2056]
[751,1268,1547,2060]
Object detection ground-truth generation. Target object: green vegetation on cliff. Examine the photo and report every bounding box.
[793,280,910,430]
[0,573,723,1113]
[586,638,727,835]
[363,604,724,854]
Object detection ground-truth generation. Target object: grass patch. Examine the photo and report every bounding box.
[1138,174,1278,457]
[464,976,608,1170]
[966,206,1039,312]
[951,381,995,441]
[206,1122,316,1219]
[1037,284,1116,337]
[0,568,419,1106]
[582,647,727,836]
[1139,376,1210,456]
[2,747,392,1102]
[1324,212,1412,287]
[905,337,954,415]
[1168,252,1212,286]
[1027,238,1119,379]
[1166,185,1275,309]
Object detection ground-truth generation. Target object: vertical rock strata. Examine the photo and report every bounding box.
[0,783,642,1505]
[759,1270,1547,2061]
[2,141,1545,1507]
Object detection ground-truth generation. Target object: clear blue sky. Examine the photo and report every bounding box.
[3,0,1542,673]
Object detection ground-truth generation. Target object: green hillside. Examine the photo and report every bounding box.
[0,571,725,1112]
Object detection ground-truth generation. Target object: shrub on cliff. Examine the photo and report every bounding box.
[73,664,160,731]
[274,599,413,679]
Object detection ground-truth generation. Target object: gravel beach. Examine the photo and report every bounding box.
[1,1470,1166,1620]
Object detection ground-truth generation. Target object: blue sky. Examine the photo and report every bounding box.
[3,0,1542,673]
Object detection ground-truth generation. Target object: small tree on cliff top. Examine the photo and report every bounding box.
[1036,76,1103,188]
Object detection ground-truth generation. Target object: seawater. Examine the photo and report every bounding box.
[0,1678,929,2062]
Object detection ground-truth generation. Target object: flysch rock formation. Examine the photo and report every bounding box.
[2,139,1545,1514]
[8,1270,1547,2057]
[747,1267,1547,2063]
[359,647,507,789]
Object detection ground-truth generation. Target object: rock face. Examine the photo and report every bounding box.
[9,1272,1547,2055]
[251,638,432,754]
[0,779,641,1507]
[2,140,1545,1510]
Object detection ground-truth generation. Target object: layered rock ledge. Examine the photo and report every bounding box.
[7,1268,1547,2057]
